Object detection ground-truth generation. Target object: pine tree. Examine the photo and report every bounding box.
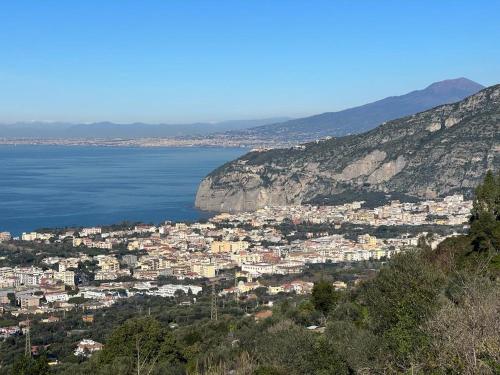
[311,279,338,316]
[470,171,500,252]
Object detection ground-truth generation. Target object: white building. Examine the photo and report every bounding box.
[146,284,202,297]
[74,339,103,357]
[80,227,102,237]
[45,292,69,303]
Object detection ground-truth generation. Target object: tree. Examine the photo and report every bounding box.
[311,279,338,316]
[426,277,500,374]
[361,250,444,370]
[294,299,319,326]
[324,320,378,373]
[7,292,16,306]
[173,289,185,300]
[470,171,500,253]
[11,355,49,375]
[96,317,184,374]
[254,320,320,375]
[67,296,87,305]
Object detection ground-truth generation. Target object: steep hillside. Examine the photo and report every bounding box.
[230,78,484,141]
[196,84,500,212]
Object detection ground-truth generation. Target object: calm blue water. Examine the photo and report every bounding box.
[0,145,246,235]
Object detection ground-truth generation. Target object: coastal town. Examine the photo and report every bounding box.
[0,134,296,150]
[1,194,471,324]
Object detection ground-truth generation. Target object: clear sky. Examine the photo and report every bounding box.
[0,0,499,123]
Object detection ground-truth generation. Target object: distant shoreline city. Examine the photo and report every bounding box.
[0,136,293,149]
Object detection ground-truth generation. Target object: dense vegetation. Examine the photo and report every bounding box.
[5,172,500,374]
[306,190,421,208]
[278,221,465,242]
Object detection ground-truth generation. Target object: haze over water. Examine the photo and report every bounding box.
[0,145,246,235]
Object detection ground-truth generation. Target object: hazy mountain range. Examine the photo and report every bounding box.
[0,118,291,139]
[226,77,485,141]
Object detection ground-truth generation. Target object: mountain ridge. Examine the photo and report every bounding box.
[228,77,484,141]
[195,83,500,212]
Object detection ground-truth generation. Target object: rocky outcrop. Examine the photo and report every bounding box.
[195,85,500,212]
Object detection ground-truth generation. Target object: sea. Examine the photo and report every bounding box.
[0,145,246,235]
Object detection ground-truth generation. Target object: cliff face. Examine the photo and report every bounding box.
[195,85,500,212]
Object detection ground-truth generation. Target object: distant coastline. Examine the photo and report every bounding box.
[0,137,294,149]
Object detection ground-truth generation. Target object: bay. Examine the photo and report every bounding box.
[0,145,246,235]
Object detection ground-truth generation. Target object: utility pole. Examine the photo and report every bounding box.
[210,284,218,321]
[234,274,239,304]
[24,320,31,358]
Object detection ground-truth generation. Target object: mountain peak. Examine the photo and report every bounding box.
[235,78,486,141]
[425,77,484,92]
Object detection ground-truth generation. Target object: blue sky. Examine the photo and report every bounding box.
[0,0,499,123]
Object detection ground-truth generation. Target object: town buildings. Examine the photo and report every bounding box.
[0,194,471,317]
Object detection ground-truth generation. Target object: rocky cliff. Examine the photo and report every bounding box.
[195,85,500,212]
